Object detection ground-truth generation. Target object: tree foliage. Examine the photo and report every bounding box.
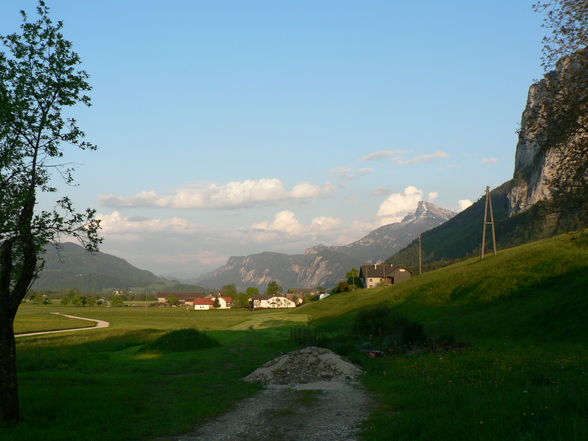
[246,286,259,297]
[265,280,282,295]
[534,0,588,69]
[532,1,587,212]
[221,284,237,297]
[0,1,100,423]
[166,294,179,307]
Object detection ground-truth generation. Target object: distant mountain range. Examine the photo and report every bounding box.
[33,243,207,294]
[196,201,456,290]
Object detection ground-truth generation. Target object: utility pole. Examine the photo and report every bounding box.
[418,234,422,275]
[481,186,497,259]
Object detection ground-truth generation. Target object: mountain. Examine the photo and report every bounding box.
[388,50,588,271]
[197,201,455,290]
[33,242,160,293]
[308,201,455,263]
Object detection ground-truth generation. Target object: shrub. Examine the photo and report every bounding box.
[147,329,220,352]
[353,306,427,351]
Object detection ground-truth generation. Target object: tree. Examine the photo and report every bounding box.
[0,2,101,423]
[533,0,587,69]
[246,286,259,297]
[167,294,180,307]
[346,268,362,290]
[332,280,350,294]
[265,281,282,295]
[110,296,125,307]
[213,297,221,308]
[532,1,587,212]
[220,284,237,297]
[234,292,249,308]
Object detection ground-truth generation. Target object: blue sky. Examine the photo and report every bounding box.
[0,1,546,278]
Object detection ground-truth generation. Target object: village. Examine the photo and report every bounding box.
[155,263,412,310]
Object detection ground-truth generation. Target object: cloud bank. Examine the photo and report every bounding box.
[100,178,333,209]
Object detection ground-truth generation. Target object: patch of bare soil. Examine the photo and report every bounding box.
[165,347,372,441]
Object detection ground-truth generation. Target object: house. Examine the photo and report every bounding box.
[194,298,215,310]
[359,263,412,288]
[250,295,296,309]
[211,295,232,309]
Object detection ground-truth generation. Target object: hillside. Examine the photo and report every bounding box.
[197,201,455,290]
[296,231,588,441]
[33,242,160,293]
[386,182,567,271]
[300,230,588,341]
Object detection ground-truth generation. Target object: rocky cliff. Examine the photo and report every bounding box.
[197,201,455,290]
[509,48,587,214]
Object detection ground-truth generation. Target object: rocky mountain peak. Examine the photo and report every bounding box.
[402,201,456,223]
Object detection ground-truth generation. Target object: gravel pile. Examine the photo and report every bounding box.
[243,346,363,385]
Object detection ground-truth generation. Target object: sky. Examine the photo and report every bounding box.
[0,1,547,279]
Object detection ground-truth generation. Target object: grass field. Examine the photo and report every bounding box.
[14,311,96,334]
[2,231,587,441]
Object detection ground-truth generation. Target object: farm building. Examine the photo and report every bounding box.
[359,264,411,288]
[193,298,215,310]
[250,295,296,309]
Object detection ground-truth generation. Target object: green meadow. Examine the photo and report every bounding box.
[14,311,95,334]
[3,231,587,441]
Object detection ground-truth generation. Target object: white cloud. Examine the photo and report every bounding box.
[330,166,374,180]
[458,199,473,211]
[250,210,342,238]
[376,186,423,225]
[428,191,439,201]
[481,157,500,165]
[100,178,333,209]
[98,211,200,235]
[395,151,450,166]
[361,149,408,161]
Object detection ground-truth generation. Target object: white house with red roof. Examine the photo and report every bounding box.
[194,298,215,310]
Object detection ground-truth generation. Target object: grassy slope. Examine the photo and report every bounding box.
[388,182,588,273]
[4,231,587,441]
[298,230,588,343]
[296,230,588,441]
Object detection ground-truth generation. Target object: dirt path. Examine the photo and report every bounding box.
[15,312,110,338]
[164,380,372,441]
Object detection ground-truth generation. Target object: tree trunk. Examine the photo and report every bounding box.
[0,310,19,424]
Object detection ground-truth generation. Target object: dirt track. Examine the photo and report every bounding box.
[165,380,372,441]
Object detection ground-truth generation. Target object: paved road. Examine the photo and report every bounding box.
[15,312,110,338]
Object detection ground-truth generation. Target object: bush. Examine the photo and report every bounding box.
[146,329,220,352]
[353,306,427,351]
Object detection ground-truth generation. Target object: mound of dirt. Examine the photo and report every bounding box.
[243,346,363,385]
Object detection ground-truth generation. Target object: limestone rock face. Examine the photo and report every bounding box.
[509,49,587,215]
